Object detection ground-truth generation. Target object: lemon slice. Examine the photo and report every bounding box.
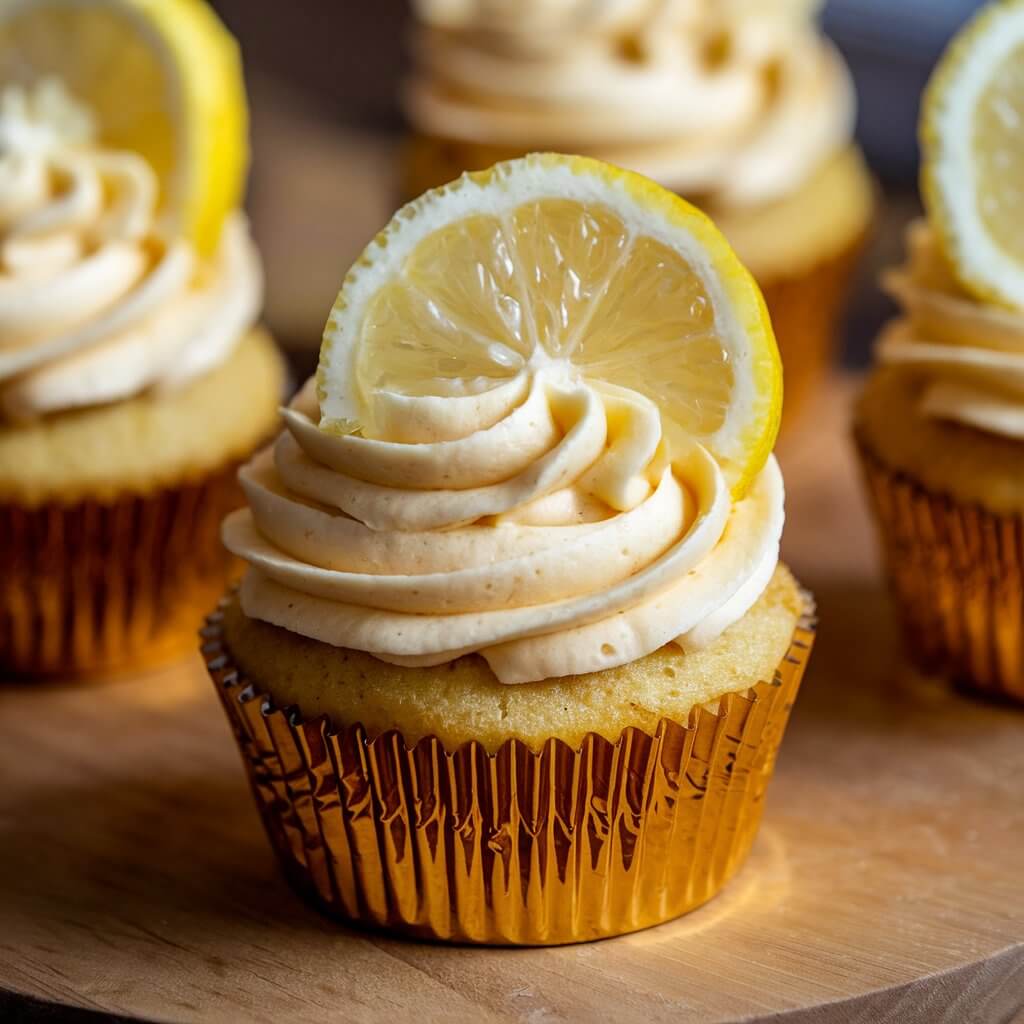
[0,0,248,254]
[318,153,781,498]
[921,0,1024,308]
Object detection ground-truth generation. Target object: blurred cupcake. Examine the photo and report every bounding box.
[0,0,284,678]
[204,154,815,944]
[855,1,1024,703]
[402,0,874,422]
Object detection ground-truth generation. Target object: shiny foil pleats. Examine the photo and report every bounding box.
[858,437,1024,703]
[1,466,244,679]
[759,236,864,427]
[203,600,815,945]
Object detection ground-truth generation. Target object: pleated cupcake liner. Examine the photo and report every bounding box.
[0,464,245,680]
[856,434,1024,703]
[202,596,816,946]
[760,234,865,428]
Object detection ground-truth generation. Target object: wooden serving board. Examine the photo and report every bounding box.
[2,375,1023,1024]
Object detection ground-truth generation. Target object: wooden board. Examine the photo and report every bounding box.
[2,376,1023,1024]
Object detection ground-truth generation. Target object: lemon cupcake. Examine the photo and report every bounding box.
[856,0,1024,702]
[204,154,815,945]
[0,0,283,678]
[401,0,874,423]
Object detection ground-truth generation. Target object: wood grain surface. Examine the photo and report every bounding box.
[1,377,1022,1024]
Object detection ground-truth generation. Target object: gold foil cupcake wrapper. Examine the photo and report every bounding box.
[857,436,1024,702]
[760,236,864,427]
[0,465,244,679]
[202,598,815,945]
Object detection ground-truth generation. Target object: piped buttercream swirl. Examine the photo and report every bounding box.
[225,370,783,684]
[879,220,1024,441]
[405,0,854,205]
[0,80,261,420]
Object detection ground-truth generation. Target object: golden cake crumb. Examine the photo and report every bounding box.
[0,328,284,505]
[856,366,1024,514]
[221,564,806,752]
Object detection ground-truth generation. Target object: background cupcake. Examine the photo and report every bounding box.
[0,0,284,678]
[855,0,1024,702]
[205,154,815,944]
[401,0,874,423]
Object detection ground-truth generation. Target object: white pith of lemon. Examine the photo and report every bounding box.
[318,153,781,498]
[0,0,248,254]
[922,0,1024,308]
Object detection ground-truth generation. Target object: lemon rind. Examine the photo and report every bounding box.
[921,0,1024,310]
[319,153,780,498]
[0,0,248,254]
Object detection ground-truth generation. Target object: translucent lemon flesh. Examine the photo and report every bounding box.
[323,154,780,497]
[0,0,247,254]
[1,6,172,176]
[975,43,1024,266]
[360,198,733,439]
[921,0,1024,307]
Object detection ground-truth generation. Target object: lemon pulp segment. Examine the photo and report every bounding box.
[921,0,1024,307]
[0,0,247,253]
[322,155,781,496]
[975,43,1024,267]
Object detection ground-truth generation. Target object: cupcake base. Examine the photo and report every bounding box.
[202,597,815,946]
[857,434,1024,703]
[0,329,284,681]
[0,465,245,679]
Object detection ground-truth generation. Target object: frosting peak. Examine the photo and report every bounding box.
[225,372,783,684]
[0,80,261,420]
[0,78,94,158]
[406,0,852,205]
[879,221,1024,440]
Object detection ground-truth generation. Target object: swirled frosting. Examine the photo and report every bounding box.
[879,220,1024,441]
[406,0,854,205]
[0,80,262,421]
[224,370,783,684]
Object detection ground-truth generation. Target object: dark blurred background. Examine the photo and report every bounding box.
[209,0,986,371]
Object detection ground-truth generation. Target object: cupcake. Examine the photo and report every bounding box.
[401,0,874,423]
[204,153,815,944]
[0,0,284,678]
[855,1,1024,703]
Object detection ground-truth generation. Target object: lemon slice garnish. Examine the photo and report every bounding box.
[0,0,248,254]
[318,154,781,498]
[922,0,1024,308]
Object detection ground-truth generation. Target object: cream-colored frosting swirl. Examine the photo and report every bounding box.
[224,371,783,684]
[405,0,854,205]
[879,220,1024,441]
[0,80,262,421]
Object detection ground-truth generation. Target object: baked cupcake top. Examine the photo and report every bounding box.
[0,0,258,422]
[405,0,855,206]
[874,0,1024,443]
[226,154,786,685]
